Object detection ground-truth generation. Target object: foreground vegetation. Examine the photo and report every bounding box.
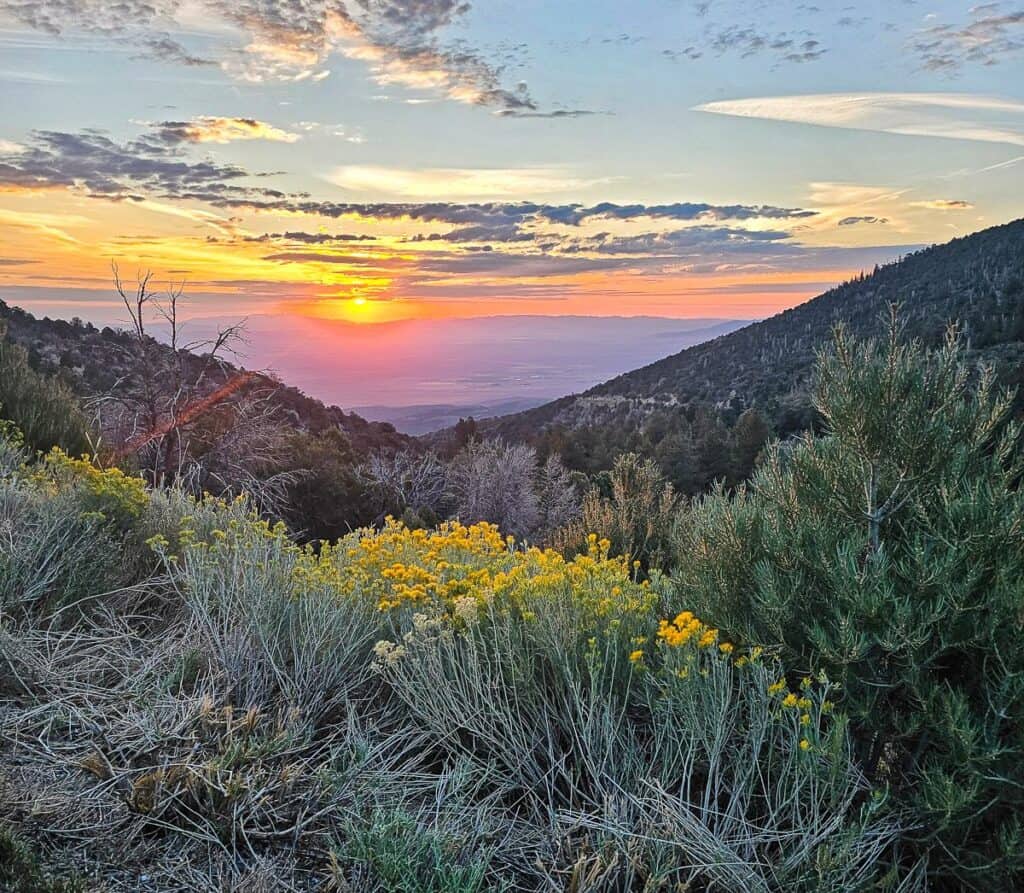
[2,316,1023,891]
[0,466,879,890]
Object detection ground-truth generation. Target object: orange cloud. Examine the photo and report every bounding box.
[150,117,300,144]
[910,199,974,210]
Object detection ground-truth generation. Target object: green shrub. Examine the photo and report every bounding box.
[676,319,1024,889]
[0,477,121,615]
[551,452,677,573]
[276,427,377,541]
[0,326,90,456]
[0,827,84,893]
[160,498,381,720]
[0,436,173,615]
[334,810,493,893]
[0,421,26,477]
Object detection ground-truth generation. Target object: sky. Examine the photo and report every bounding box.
[0,0,1023,332]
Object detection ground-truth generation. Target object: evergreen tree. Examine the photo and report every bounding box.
[694,415,732,488]
[731,407,770,478]
[675,316,1024,889]
[277,428,377,541]
[452,416,478,452]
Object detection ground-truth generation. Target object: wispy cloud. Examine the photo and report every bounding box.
[0,68,65,84]
[807,182,908,206]
[406,223,536,243]
[292,121,366,142]
[910,5,1024,73]
[563,225,792,256]
[327,165,607,198]
[695,92,1024,147]
[909,198,973,210]
[0,0,586,115]
[333,28,538,114]
[0,127,259,200]
[838,215,888,226]
[706,25,826,63]
[0,207,88,244]
[248,231,377,243]
[495,108,602,119]
[136,34,217,67]
[663,13,827,66]
[131,197,244,234]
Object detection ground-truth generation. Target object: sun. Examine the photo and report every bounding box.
[291,296,421,324]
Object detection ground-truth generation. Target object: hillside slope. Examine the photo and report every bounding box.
[0,299,412,454]
[482,218,1024,442]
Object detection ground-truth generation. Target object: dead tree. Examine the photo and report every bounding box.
[95,265,295,510]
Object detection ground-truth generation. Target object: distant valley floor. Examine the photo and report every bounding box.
[166,314,752,432]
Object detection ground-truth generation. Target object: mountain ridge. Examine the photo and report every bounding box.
[475,218,1024,445]
[0,298,413,455]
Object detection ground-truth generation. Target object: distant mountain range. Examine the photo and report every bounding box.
[0,301,749,438]
[478,218,1024,444]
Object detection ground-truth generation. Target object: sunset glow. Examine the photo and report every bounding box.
[0,1,1021,334]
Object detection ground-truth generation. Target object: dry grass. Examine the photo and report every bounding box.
[1,471,917,891]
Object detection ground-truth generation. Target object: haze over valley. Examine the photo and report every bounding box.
[154,314,749,431]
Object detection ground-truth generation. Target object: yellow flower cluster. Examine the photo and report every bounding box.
[323,520,653,622]
[656,611,725,652]
[767,674,827,753]
[635,610,754,669]
[179,515,655,631]
[652,609,826,755]
[33,448,148,522]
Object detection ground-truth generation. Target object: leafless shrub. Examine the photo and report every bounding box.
[446,438,539,538]
[535,453,581,534]
[360,449,447,523]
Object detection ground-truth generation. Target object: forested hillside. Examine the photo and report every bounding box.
[0,300,410,455]
[476,218,1024,485]
[0,297,417,541]
[593,217,1024,408]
